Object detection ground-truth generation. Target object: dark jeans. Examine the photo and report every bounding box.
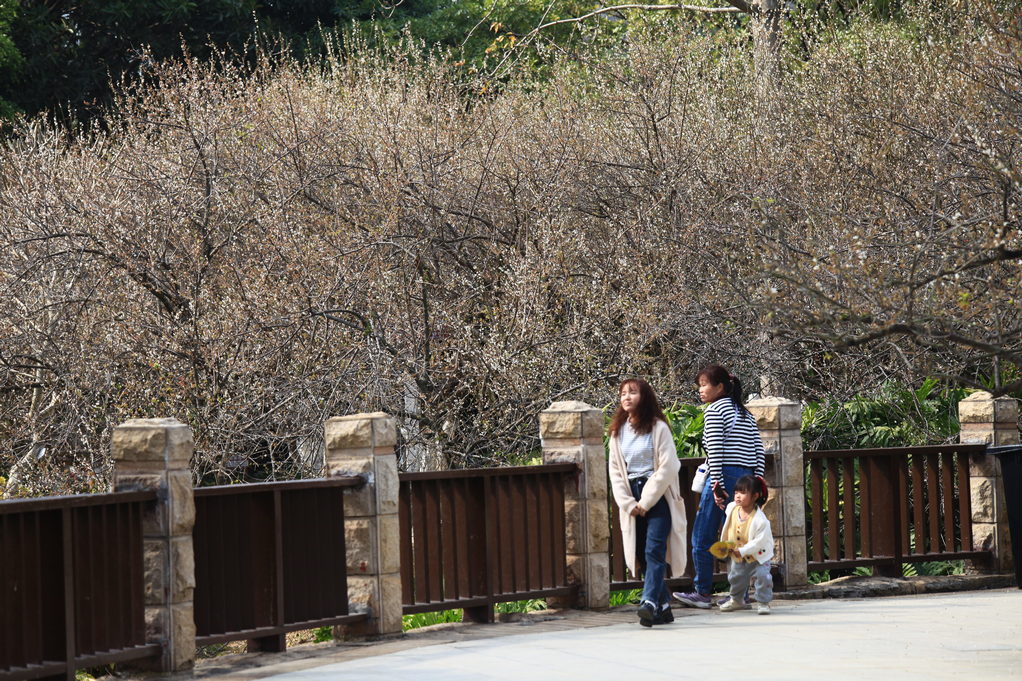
[691,464,754,595]
[631,477,671,607]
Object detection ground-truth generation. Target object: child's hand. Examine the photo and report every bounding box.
[731,549,742,560]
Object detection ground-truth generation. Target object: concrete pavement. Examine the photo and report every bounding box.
[193,589,1022,681]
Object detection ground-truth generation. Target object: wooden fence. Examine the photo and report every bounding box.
[193,477,367,651]
[806,444,992,572]
[1,491,159,681]
[2,429,1013,680]
[398,463,577,622]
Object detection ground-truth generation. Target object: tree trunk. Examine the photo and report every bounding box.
[750,0,782,100]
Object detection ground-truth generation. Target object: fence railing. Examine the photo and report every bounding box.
[1,490,160,681]
[806,444,991,572]
[193,477,366,650]
[398,463,577,622]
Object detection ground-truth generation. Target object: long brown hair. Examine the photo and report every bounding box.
[608,378,668,437]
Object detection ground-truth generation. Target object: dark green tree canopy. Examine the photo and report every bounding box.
[0,0,595,125]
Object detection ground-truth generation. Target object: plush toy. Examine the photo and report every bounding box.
[709,540,736,560]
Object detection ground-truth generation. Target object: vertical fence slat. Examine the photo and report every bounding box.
[859,457,873,558]
[957,451,973,552]
[926,454,941,553]
[130,501,144,646]
[411,482,430,603]
[553,472,568,587]
[898,458,910,562]
[941,452,956,553]
[493,477,510,594]
[398,481,414,605]
[525,475,541,591]
[455,479,473,599]
[511,476,527,593]
[538,474,554,588]
[21,513,36,668]
[61,507,75,681]
[810,459,824,563]
[915,454,932,556]
[440,481,458,602]
[426,482,443,602]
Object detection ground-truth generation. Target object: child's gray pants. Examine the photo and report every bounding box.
[728,560,773,603]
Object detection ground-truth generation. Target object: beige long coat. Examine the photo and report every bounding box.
[608,418,688,579]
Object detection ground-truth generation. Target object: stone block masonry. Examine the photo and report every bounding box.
[747,397,808,589]
[324,412,403,637]
[959,391,1019,574]
[110,418,196,672]
[540,401,610,609]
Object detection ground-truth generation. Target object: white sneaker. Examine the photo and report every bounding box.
[757,602,771,615]
[718,597,749,612]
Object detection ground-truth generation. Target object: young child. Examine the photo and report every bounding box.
[717,475,774,615]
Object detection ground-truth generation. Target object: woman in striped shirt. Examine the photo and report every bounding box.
[673,365,765,609]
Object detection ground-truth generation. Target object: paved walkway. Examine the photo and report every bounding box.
[193,589,1022,681]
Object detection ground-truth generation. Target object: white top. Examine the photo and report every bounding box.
[620,421,654,480]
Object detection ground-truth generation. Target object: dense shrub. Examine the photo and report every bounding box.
[2,8,1019,494]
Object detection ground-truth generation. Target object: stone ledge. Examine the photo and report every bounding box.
[774,573,1016,600]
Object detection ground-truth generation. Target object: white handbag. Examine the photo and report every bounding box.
[691,463,709,493]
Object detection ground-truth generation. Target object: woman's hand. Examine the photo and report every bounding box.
[713,481,729,510]
[630,504,646,517]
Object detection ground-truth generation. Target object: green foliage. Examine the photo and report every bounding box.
[802,378,968,450]
[401,599,547,631]
[403,609,463,630]
[495,598,546,614]
[903,560,965,577]
[664,403,705,458]
[0,0,264,124]
[0,0,23,119]
[313,625,333,642]
[609,588,641,606]
[0,0,593,124]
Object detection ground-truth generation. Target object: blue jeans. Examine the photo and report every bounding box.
[631,478,671,606]
[691,464,754,595]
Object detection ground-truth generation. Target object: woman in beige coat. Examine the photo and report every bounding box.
[608,378,687,626]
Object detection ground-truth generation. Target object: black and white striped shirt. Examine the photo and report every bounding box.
[702,398,765,483]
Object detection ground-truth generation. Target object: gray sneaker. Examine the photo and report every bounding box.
[757,602,771,615]
[672,591,712,609]
[719,597,750,612]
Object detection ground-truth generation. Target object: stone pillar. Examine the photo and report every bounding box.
[959,391,1019,573]
[110,418,196,672]
[746,397,807,589]
[539,401,610,610]
[323,412,402,637]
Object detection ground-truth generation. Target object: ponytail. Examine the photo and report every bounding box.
[696,364,750,417]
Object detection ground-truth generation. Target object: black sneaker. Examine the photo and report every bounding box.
[637,600,661,627]
[659,604,675,623]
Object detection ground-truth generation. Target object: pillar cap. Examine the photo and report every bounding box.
[112,418,192,464]
[746,397,801,430]
[959,391,1018,424]
[325,412,397,449]
[540,401,603,440]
